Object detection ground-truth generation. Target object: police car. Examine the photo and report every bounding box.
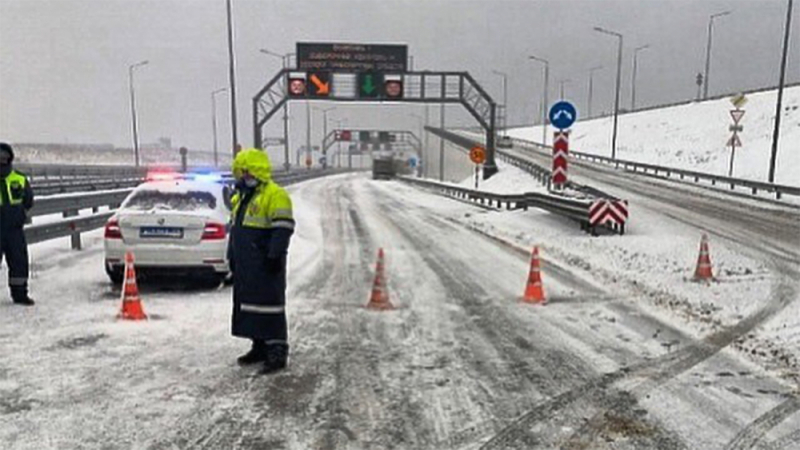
[103,171,232,283]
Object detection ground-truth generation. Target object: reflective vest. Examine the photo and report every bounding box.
[231,182,294,230]
[0,171,28,206]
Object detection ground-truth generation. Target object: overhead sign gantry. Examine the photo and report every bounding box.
[253,42,499,178]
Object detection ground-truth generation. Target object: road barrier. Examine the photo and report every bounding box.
[423,127,627,234]
[397,176,623,235]
[506,137,800,201]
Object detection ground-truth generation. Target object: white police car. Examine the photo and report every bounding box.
[103,172,232,283]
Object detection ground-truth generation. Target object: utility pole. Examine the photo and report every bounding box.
[595,26,624,160]
[225,0,239,157]
[492,70,508,136]
[703,11,732,100]
[128,60,148,167]
[631,44,649,111]
[558,79,571,100]
[315,106,335,169]
[439,104,445,181]
[528,55,549,146]
[306,101,311,169]
[769,0,793,183]
[588,66,602,119]
[211,87,227,168]
[423,105,430,178]
[260,49,295,170]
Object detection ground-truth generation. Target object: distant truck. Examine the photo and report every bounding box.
[372,157,396,180]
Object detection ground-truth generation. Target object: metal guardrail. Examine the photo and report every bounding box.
[397,176,621,235]
[23,168,357,248]
[507,137,800,201]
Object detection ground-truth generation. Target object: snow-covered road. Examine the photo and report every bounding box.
[2,170,799,449]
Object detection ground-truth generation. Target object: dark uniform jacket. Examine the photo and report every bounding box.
[228,149,295,345]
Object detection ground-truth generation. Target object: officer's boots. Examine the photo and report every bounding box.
[11,288,34,306]
[261,344,288,374]
[237,339,268,365]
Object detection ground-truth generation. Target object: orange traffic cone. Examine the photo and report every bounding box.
[522,247,546,304]
[693,234,714,281]
[118,251,148,320]
[366,248,393,310]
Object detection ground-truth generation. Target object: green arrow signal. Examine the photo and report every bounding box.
[362,74,376,94]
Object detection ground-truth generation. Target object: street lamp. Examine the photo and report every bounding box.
[703,11,732,100]
[314,106,336,169]
[211,87,227,168]
[558,79,571,100]
[631,44,649,111]
[594,26,624,160]
[491,70,508,136]
[128,59,149,167]
[260,48,296,170]
[334,118,348,168]
[769,0,794,183]
[588,66,603,119]
[225,0,239,158]
[528,55,549,146]
[410,113,424,176]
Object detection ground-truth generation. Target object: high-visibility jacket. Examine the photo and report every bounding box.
[228,149,294,343]
[0,170,34,231]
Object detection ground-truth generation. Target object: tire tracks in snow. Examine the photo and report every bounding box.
[480,146,800,449]
[366,182,689,449]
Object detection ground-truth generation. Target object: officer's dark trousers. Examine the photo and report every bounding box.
[0,228,29,300]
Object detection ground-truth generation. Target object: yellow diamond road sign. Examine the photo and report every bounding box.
[731,93,748,109]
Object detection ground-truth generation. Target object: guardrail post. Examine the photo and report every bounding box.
[63,209,81,250]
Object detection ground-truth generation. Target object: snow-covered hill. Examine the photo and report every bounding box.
[508,86,800,186]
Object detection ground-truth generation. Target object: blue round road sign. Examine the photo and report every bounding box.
[408,157,418,168]
[549,101,577,130]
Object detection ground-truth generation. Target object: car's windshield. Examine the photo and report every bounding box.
[123,190,217,211]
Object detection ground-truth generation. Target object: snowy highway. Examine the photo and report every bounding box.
[2,166,799,449]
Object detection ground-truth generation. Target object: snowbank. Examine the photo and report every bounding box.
[508,86,800,186]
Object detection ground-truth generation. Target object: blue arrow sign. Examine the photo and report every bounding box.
[549,101,577,130]
[408,157,418,168]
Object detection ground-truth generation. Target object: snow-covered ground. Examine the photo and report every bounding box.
[2,169,799,449]
[507,85,800,187]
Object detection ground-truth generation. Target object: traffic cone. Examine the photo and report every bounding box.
[366,248,393,310]
[118,251,148,320]
[522,247,546,304]
[693,234,714,281]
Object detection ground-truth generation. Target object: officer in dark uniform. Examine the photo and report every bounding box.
[0,143,35,306]
[228,148,294,374]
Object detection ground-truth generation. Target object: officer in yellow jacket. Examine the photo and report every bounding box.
[228,148,294,374]
[0,143,34,306]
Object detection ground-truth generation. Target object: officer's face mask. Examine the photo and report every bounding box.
[235,175,259,190]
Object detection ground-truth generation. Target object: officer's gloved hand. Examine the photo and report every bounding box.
[265,258,283,274]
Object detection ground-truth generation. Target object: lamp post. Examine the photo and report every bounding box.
[225,0,239,157]
[769,0,794,183]
[492,70,508,136]
[631,45,649,111]
[528,55,549,146]
[260,48,296,170]
[588,66,603,119]
[594,26,624,160]
[558,78,571,100]
[128,59,148,167]
[410,113,424,176]
[211,87,227,168]
[703,11,732,100]
[315,106,336,169]
[334,118,347,168]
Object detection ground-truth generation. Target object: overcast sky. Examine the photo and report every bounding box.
[0,0,797,162]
